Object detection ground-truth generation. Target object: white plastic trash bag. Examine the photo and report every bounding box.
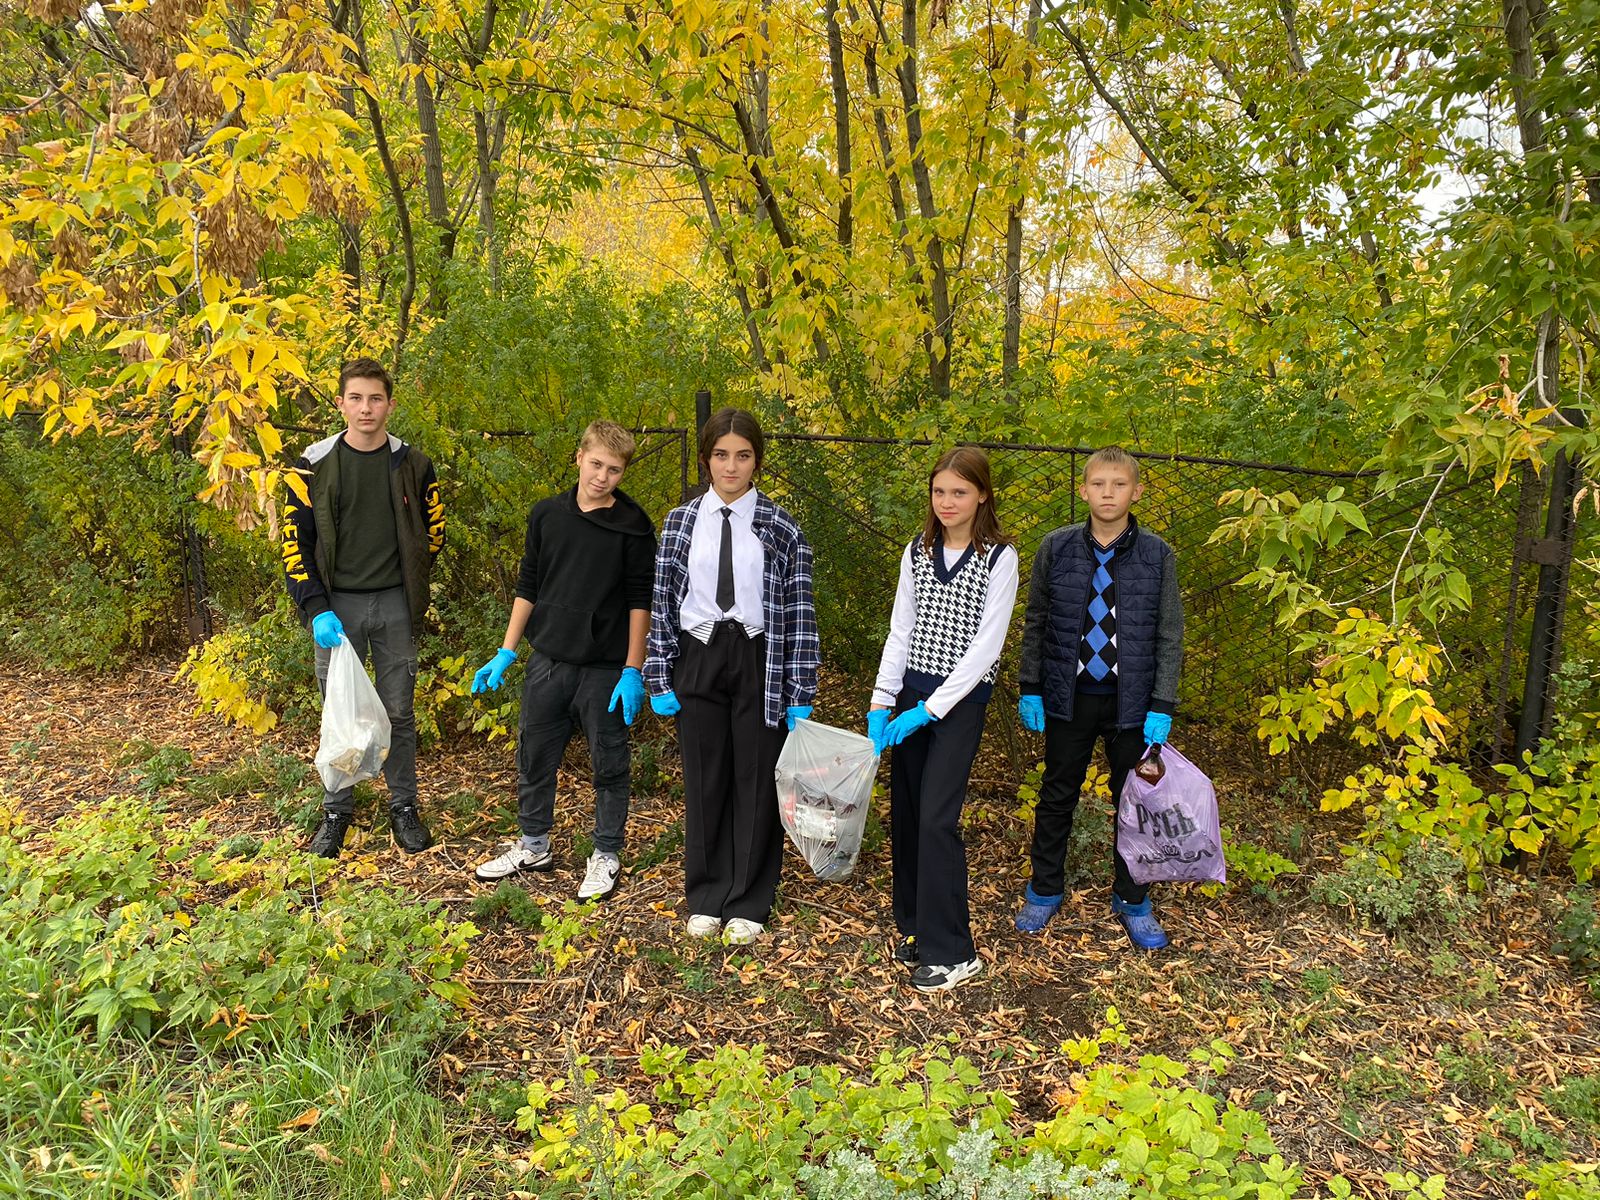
[315,638,391,793]
[775,718,878,881]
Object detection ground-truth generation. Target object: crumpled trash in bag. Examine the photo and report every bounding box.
[775,718,878,881]
[315,638,391,793]
[1116,743,1225,885]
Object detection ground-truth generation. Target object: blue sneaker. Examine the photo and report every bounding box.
[1111,895,1169,951]
[1014,885,1063,934]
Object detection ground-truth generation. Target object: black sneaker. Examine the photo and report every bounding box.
[309,811,352,858]
[893,936,919,970]
[390,806,433,854]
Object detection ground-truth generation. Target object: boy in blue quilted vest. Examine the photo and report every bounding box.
[1014,447,1184,949]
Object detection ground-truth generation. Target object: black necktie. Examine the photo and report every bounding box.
[716,507,735,613]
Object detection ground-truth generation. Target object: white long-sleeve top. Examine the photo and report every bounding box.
[871,541,1019,718]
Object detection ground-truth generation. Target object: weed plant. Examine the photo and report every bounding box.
[0,949,489,1198]
[1309,840,1478,929]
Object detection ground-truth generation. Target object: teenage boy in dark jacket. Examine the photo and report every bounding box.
[1014,446,1184,949]
[469,421,657,900]
[283,357,446,859]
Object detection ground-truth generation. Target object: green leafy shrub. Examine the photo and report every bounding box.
[0,796,475,1047]
[511,1021,1305,1200]
[1554,889,1600,979]
[1034,1011,1299,1198]
[1221,832,1299,894]
[1308,840,1478,930]
[1513,1162,1600,1200]
[517,1043,1021,1196]
[175,594,317,733]
[122,739,194,793]
[0,425,194,669]
[800,1128,1129,1199]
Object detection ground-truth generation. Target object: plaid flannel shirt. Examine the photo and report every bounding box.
[644,491,820,729]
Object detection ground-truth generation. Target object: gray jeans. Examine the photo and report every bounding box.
[516,651,631,854]
[314,587,418,814]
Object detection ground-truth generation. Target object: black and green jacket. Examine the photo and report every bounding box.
[282,432,445,627]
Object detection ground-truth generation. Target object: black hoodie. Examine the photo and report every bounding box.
[515,486,657,668]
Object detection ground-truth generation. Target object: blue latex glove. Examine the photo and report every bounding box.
[311,610,345,649]
[1143,711,1173,746]
[650,690,681,718]
[609,667,647,726]
[472,648,517,694]
[866,709,890,755]
[786,705,813,731]
[884,701,936,748]
[1019,694,1045,733]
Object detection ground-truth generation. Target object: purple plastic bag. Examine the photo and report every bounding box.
[1116,744,1225,885]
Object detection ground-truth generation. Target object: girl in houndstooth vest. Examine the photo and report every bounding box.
[866,447,1018,992]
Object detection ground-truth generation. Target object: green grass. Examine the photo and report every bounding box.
[471,880,546,930]
[185,746,314,806]
[0,948,493,1199]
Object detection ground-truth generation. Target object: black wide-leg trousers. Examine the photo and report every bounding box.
[889,688,986,967]
[674,623,788,922]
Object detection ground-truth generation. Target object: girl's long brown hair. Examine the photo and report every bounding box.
[918,446,1012,558]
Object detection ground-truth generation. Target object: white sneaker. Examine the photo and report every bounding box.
[577,851,621,900]
[724,918,765,945]
[473,842,553,882]
[686,914,722,937]
[910,957,983,992]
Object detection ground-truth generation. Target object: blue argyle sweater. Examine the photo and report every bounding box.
[1076,524,1134,693]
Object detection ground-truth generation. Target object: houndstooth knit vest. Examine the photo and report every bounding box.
[903,537,1002,696]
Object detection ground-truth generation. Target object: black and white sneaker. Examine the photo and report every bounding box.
[576,852,621,900]
[910,957,983,992]
[390,806,433,854]
[893,936,919,971]
[474,841,554,881]
[308,811,352,858]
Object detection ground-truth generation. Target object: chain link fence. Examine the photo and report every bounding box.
[757,435,1533,760]
[179,424,1549,773]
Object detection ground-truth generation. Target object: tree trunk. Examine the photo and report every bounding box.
[345,0,417,356]
[1002,0,1042,396]
[825,0,853,247]
[687,145,771,371]
[467,0,502,295]
[894,0,952,399]
[406,7,453,315]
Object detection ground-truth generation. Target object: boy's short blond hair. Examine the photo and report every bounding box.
[1083,445,1140,484]
[579,420,636,466]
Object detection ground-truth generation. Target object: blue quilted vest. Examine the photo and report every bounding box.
[1041,520,1169,729]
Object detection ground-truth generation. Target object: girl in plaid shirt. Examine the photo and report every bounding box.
[645,409,820,946]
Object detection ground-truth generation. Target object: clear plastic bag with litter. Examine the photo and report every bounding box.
[775,718,879,881]
[314,638,391,793]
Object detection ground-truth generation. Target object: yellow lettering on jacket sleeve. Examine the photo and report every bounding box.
[426,482,445,554]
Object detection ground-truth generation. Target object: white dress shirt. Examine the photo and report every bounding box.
[680,486,766,642]
[872,541,1019,718]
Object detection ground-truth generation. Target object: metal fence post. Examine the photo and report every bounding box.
[1069,449,1076,523]
[694,389,711,492]
[1516,450,1581,756]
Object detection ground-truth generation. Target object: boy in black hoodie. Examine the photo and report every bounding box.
[468,421,657,899]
